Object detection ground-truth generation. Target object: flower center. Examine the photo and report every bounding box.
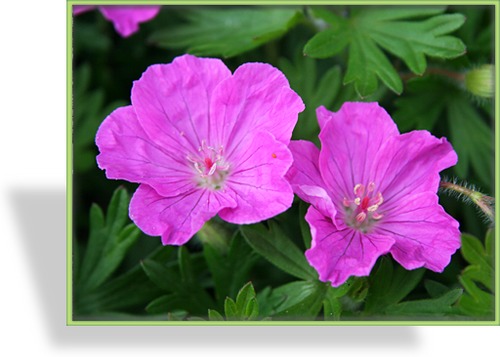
[343,182,384,232]
[187,140,230,190]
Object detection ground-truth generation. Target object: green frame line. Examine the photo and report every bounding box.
[67,0,500,326]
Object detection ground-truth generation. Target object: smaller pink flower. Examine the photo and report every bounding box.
[73,5,161,37]
[286,102,461,287]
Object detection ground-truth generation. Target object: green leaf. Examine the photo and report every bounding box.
[178,246,196,286]
[241,222,318,281]
[73,64,126,173]
[224,297,238,320]
[447,98,494,188]
[457,231,495,317]
[303,12,350,58]
[344,32,403,96]
[208,282,263,321]
[393,76,493,190]
[77,188,140,293]
[364,258,425,314]
[393,76,447,132]
[208,309,225,321]
[272,281,328,319]
[203,231,258,303]
[141,259,182,293]
[305,6,466,97]
[385,289,463,316]
[145,294,183,314]
[150,8,303,58]
[141,252,216,315]
[298,201,312,249]
[279,52,343,141]
[74,246,173,316]
[424,280,452,299]
[323,284,351,320]
[235,282,257,315]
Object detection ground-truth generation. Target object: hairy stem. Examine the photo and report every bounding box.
[439,180,495,223]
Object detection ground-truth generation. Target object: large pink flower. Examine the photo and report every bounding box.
[286,102,461,287]
[96,54,304,245]
[73,5,161,37]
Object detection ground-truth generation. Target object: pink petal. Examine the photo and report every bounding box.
[95,106,194,197]
[130,184,237,245]
[218,131,294,224]
[376,192,461,272]
[131,54,231,154]
[209,62,304,149]
[73,5,95,15]
[286,140,337,222]
[305,206,395,287]
[318,102,399,204]
[372,130,457,208]
[316,105,334,131]
[99,5,161,37]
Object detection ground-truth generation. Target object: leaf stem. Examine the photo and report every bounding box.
[401,67,465,82]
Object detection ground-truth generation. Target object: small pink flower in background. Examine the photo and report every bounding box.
[73,5,161,37]
[286,102,461,287]
[96,54,304,245]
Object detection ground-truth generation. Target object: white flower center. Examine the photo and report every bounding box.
[343,181,384,232]
[187,140,230,190]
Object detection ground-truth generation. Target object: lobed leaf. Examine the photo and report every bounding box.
[457,231,495,317]
[364,258,425,314]
[304,6,466,97]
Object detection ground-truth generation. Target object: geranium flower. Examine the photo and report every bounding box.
[96,54,304,245]
[286,102,461,287]
[73,5,161,37]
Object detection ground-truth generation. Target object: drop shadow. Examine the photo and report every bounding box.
[11,187,419,349]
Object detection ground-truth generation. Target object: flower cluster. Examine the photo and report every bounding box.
[96,54,461,285]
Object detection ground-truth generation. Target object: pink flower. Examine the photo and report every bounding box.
[73,5,161,37]
[96,54,304,245]
[286,102,461,287]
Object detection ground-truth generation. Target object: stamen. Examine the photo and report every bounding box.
[372,192,384,206]
[354,183,365,197]
[207,163,217,176]
[355,212,367,223]
[372,212,383,220]
[367,182,375,193]
[343,197,351,207]
[367,204,379,212]
[354,197,361,205]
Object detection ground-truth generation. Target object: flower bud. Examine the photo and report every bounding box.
[464,64,495,98]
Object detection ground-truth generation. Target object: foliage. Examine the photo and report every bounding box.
[150,7,303,58]
[72,5,495,323]
[304,6,466,97]
[457,230,495,318]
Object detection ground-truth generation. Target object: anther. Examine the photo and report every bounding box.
[354,183,365,197]
[355,212,367,223]
[372,212,383,220]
